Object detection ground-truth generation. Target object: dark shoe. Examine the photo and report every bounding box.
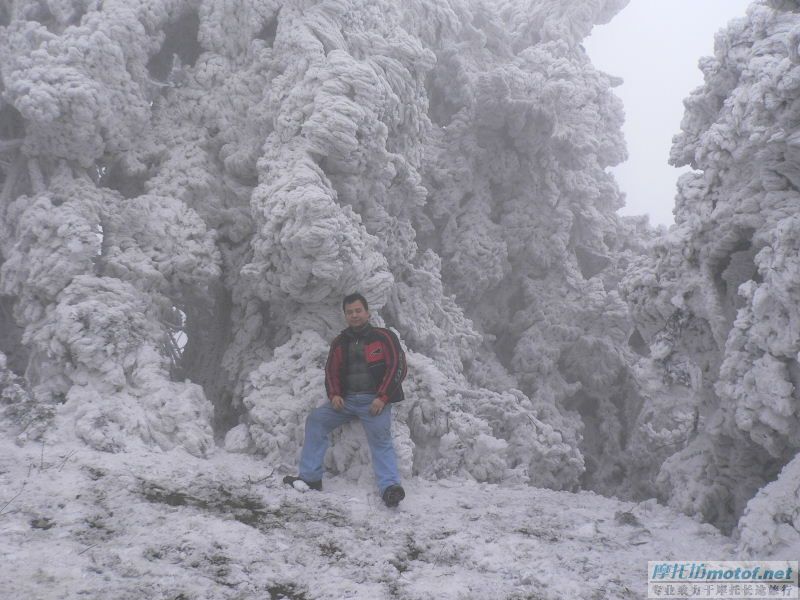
[283,475,322,491]
[382,484,405,507]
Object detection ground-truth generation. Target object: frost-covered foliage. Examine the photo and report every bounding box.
[1,0,643,491]
[0,0,220,456]
[738,452,800,557]
[622,0,800,536]
[0,350,49,441]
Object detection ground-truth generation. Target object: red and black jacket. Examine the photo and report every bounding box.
[325,324,407,405]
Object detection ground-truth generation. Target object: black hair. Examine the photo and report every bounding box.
[342,292,368,312]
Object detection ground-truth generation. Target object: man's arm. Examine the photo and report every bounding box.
[373,328,406,405]
[325,336,344,402]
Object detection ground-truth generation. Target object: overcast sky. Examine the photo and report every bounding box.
[584,0,753,227]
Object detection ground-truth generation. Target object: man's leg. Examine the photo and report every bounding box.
[352,397,401,495]
[298,403,354,483]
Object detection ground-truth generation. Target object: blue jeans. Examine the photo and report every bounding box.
[299,392,401,494]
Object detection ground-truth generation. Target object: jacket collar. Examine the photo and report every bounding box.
[342,322,372,339]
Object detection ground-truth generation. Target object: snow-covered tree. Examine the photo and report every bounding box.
[0,0,649,493]
[622,0,800,551]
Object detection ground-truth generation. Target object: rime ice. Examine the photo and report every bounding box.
[1,0,799,596]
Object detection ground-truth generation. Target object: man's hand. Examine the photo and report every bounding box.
[369,397,385,416]
[331,395,344,410]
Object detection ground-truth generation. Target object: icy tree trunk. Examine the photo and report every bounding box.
[0,0,647,492]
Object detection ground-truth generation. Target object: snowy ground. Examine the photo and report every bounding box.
[0,439,742,600]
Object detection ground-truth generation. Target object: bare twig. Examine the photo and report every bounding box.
[40,439,45,470]
[0,482,26,516]
[246,475,270,486]
[78,544,98,556]
[162,331,185,373]
[432,543,446,567]
[57,450,78,472]
[246,468,272,486]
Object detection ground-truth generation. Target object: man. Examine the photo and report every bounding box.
[283,293,407,507]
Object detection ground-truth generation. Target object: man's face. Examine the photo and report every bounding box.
[344,300,370,329]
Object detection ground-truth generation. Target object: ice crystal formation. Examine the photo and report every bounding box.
[622,0,800,552]
[3,0,796,553]
[0,0,641,491]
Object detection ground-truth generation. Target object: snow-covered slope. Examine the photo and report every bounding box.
[0,438,745,600]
